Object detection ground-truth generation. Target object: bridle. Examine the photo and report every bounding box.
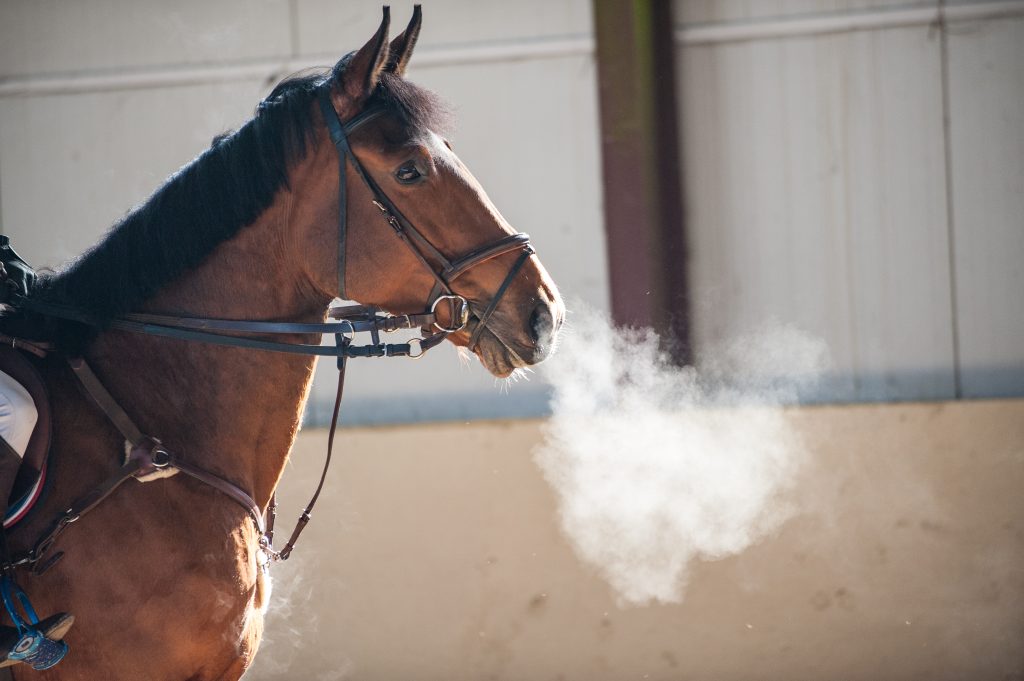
[9,82,539,574]
[316,86,535,353]
[23,84,536,361]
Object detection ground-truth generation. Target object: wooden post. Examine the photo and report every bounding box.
[592,0,691,363]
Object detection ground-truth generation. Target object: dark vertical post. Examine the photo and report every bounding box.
[592,0,691,363]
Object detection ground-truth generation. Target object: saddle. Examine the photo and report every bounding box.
[0,346,51,529]
[0,237,50,528]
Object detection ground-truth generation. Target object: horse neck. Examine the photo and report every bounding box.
[84,180,333,508]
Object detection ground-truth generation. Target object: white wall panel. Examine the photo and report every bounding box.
[0,81,264,267]
[679,26,956,401]
[295,0,593,57]
[947,17,1024,397]
[0,0,291,79]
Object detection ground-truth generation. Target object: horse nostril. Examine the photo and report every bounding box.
[529,303,553,347]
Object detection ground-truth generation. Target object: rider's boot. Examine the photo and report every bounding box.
[0,441,74,668]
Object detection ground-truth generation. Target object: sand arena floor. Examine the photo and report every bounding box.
[247,399,1024,681]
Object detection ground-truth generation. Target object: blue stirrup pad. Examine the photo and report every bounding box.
[0,576,67,670]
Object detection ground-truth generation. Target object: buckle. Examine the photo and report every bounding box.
[334,319,355,343]
[430,295,469,333]
[151,448,171,468]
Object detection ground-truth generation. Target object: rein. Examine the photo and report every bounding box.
[8,83,537,575]
[19,299,450,359]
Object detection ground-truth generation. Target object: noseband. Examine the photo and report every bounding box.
[317,86,535,352]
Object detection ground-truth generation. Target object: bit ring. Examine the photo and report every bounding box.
[431,295,469,333]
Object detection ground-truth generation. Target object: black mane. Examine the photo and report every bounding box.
[27,59,449,351]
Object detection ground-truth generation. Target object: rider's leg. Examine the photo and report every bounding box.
[0,371,36,459]
[0,370,72,668]
[0,368,36,521]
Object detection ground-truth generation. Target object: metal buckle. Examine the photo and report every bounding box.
[407,338,424,359]
[335,319,355,343]
[151,448,171,468]
[431,295,469,333]
[372,200,402,232]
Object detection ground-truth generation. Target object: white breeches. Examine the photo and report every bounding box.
[0,370,37,457]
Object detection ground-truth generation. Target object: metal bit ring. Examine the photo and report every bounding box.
[431,295,469,333]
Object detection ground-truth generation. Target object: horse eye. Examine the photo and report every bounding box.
[395,162,422,184]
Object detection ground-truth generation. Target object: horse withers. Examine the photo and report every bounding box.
[2,6,563,679]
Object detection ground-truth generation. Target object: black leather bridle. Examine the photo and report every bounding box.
[13,83,541,571]
[25,85,536,361]
[316,85,535,354]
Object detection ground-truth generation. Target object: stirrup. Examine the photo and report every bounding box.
[0,576,70,670]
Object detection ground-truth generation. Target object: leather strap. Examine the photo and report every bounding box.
[27,439,265,574]
[29,443,156,572]
[265,493,277,546]
[442,233,532,284]
[319,90,348,298]
[170,458,265,535]
[66,359,265,536]
[11,358,269,574]
[275,349,347,561]
[425,233,533,317]
[19,298,437,358]
[318,94,385,300]
[122,310,434,335]
[467,245,535,351]
[17,299,425,359]
[68,357,146,447]
[0,333,51,359]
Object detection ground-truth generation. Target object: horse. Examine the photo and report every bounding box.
[2,6,564,679]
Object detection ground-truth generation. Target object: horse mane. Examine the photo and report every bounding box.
[26,57,449,351]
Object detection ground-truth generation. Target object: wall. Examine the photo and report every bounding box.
[675,0,1024,401]
[0,0,606,425]
[251,399,1024,680]
[2,1,1021,420]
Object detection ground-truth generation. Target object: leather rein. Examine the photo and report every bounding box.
[10,83,536,574]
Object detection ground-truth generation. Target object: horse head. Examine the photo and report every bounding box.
[293,7,565,377]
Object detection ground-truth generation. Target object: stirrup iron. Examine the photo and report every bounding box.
[0,576,68,670]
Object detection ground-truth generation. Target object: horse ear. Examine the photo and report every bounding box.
[386,5,422,77]
[337,6,391,104]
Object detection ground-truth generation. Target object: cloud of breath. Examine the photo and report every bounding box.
[534,306,828,605]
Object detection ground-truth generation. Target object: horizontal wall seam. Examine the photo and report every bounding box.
[677,0,1024,45]
[0,37,594,98]
[2,1,1021,98]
